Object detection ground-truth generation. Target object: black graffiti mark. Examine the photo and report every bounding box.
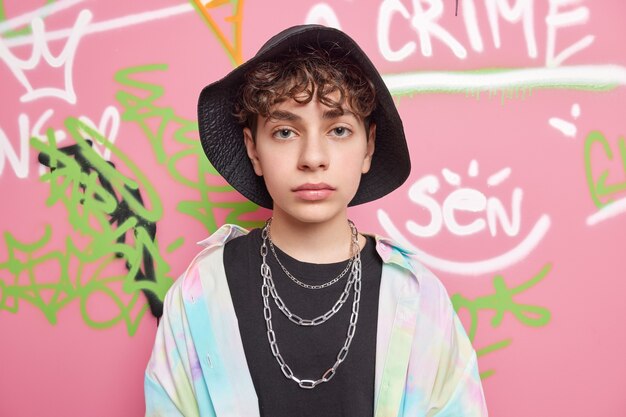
[38,139,163,318]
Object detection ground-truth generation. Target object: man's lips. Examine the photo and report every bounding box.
[292,183,335,191]
[292,183,335,200]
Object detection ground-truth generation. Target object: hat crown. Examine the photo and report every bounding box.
[256,25,331,57]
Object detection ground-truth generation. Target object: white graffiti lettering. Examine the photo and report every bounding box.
[0,110,65,179]
[305,3,342,29]
[378,208,551,275]
[78,106,120,162]
[461,0,483,52]
[485,0,537,58]
[378,0,467,60]
[406,172,521,238]
[587,197,626,226]
[3,4,195,48]
[376,0,593,66]
[378,161,550,275]
[546,0,594,67]
[0,106,119,179]
[549,103,581,138]
[378,0,416,61]
[0,9,92,104]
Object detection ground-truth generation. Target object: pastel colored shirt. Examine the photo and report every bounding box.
[144,224,488,416]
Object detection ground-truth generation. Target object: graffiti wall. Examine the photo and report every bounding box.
[1,0,624,415]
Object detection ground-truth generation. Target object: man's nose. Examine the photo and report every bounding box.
[297,134,329,171]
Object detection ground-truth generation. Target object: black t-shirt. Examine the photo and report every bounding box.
[223,228,382,417]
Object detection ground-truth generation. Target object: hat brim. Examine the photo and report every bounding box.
[198,24,410,209]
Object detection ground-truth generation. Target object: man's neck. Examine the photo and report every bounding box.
[267,211,364,264]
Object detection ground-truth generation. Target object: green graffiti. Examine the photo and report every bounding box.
[0,225,153,334]
[0,225,63,318]
[166,237,185,253]
[0,116,176,334]
[451,263,552,379]
[114,64,264,231]
[0,63,266,333]
[584,130,626,208]
[0,0,57,38]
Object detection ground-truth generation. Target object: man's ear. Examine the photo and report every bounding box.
[243,128,263,176]
[361,123,376,174]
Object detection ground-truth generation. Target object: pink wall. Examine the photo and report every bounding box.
[1,0,625,415]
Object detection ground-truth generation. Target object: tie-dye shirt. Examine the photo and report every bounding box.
[145,224,488,417]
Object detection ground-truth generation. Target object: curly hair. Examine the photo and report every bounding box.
[233,46,377,138]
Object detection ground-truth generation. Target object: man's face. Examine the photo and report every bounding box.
[243,93,376,225]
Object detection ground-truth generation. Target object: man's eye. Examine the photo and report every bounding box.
[332,127,351,137]
[274,129,294,139]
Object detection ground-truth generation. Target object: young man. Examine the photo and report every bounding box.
[145,25,487,416]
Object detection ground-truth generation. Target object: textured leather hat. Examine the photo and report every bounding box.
[198,24,410,209]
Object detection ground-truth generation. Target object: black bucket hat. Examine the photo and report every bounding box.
[198,24,410,209]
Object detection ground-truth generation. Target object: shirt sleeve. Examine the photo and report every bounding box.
[144,280,203,417]
[424,279,488,417]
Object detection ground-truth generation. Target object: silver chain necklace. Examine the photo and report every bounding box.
[262,219,359,326]
[259,219,362,389]
[267,219,355,290]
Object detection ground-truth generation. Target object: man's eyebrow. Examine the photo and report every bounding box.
[323,108,357,120]
[265,110,301,124]
[264,108,357,124]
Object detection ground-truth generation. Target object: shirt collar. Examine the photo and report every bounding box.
[197,223,249,248]
[372,234,417,275]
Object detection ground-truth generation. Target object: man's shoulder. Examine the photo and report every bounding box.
[373,233,452,300]
[167,224,250,304]
[189,223,251,280]
[197,223,249,249]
